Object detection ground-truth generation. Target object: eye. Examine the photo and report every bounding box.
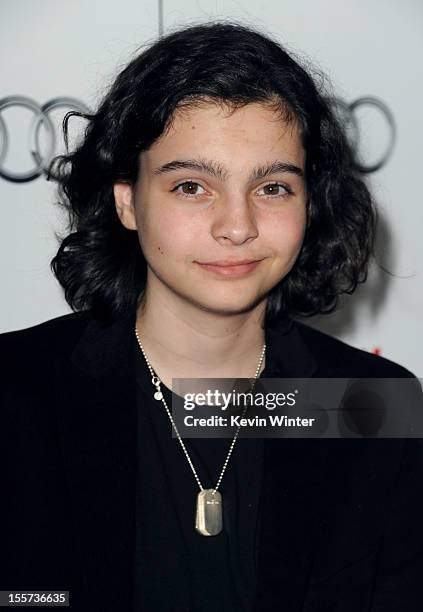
[171,181,208,197]
[256,183,292,198]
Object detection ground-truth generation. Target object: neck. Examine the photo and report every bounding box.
[135,285,267,384]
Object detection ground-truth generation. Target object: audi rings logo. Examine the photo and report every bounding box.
[0,94,396,183]
[0,96,90,183]
[327,96,396,174]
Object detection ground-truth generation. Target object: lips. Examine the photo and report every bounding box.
[199,259,261,267]
[196,259,263,277]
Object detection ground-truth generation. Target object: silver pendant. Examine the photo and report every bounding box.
[195,489,223,536]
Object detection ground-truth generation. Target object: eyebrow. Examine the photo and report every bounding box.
[152,158,304,181]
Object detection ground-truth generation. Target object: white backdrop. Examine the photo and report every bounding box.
[1,0,422,375]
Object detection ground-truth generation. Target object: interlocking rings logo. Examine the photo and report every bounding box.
[328,96,396,173]
[0,94,396,183]
[0,95,90,183]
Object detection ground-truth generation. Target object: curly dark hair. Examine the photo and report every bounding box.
[50,21,377,328]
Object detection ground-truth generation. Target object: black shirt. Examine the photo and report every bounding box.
[132,336,265,611]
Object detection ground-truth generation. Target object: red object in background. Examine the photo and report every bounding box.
[372,347,382,356]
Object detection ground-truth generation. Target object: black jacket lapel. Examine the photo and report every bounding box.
[56,310,138,611]
[254,317,324,610]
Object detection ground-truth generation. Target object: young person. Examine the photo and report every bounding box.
[1,22,422,612]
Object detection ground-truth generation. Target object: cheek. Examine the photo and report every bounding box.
[291,213,307,250]
[139,207,197,262]
[268,207,307,254]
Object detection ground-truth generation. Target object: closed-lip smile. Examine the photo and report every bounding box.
[195,258,264,277]
[198,259,262,266]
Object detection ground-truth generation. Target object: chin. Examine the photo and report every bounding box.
[190,291,266,316]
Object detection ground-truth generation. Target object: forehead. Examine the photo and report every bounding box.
[143,100,305,170]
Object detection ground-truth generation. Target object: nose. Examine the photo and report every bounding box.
[211,195,259,246]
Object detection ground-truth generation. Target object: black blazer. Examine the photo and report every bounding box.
[1,309,422,611]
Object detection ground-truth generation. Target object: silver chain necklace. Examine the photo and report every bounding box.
[134,325,266,537]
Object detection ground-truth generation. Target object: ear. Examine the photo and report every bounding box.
[113,182,137,230]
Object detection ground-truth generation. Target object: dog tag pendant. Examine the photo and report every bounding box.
[195,489,223,536]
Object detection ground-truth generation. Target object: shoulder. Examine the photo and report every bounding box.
[0,311,92,373]
[0,310,91,346]
[293,319,416,378]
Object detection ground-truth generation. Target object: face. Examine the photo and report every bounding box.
[114,101,307,317]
